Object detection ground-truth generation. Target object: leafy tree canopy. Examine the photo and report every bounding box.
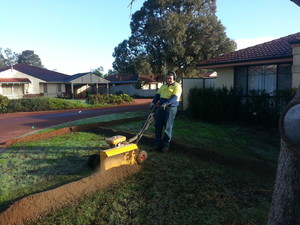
[0,48,44,69]
[92,66,104,77]
[18,50,44,68]
[114,0,236,78]
[0,48,19,68]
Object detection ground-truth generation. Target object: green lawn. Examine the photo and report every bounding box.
[110,113,280,164]
[0,110,279,224]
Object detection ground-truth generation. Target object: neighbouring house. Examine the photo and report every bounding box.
[106,73,162,97]
[0,64,109,99]
[196,32,300,96]
[201,71,217,78]
[65,72,109,99]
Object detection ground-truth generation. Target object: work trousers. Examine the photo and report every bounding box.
[154,106,177,149]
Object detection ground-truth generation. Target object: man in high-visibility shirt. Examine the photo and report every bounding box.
[149,71,182,152]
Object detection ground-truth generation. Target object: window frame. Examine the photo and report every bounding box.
[234,63,292,96]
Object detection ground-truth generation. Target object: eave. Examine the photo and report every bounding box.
[196,57,293,69]
[0,78,31,83]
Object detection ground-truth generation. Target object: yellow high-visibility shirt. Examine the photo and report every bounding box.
[158,82,182,99]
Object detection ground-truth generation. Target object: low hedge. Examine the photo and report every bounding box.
[187,87,296,126]
[86,93,133,105]
[0,93,133,113]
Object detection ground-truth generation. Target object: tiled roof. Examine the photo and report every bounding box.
[65,72,90,82]
[65,72,110,83]
[201,72,217,78]
[0,78,31,83]
[105,73,158,84]
[197,32,300,68]
[138,75,157,83]
[291,0,300,7]
[105,73,139,82]
[0,64,70,82]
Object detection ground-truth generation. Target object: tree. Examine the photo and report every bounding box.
[113,0,236,78]
[0,48,4,68]
[18,50,44,68]
[106,69,117,76]
[267,85,300,224]
[0,48,19,68]
[92,66,104,77]
[112,39,136,73]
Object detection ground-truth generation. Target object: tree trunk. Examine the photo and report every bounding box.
[267,139,300,225]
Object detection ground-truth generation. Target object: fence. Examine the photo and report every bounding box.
[182,78,216,110]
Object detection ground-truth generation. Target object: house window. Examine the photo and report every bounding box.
[278,64,292,90]
[235,64,292,95]
[57,84,62,92]
[2,84,13,95]
[2,84,24,96]
[44,83,48,93]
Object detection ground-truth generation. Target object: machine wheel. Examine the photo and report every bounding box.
[88,154,100,170]
[136,150,148,164]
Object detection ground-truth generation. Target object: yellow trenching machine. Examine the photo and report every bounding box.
[88,108,155,171]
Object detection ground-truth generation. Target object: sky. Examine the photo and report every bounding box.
[0,0,299,75]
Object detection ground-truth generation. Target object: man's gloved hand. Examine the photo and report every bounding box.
[149,102,155,110]
[160,103,167,110]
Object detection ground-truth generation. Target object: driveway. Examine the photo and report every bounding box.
[0,99,151,145]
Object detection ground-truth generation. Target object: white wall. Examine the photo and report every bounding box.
[0,69,68,98]
[215,67,234,89]
[42,83,66,97]
[0,69,44,98]
[71,73,109,84]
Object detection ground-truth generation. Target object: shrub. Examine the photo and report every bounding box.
[5,97,51,113]
[86,94,107,105]
[86,94,133,105]
[187,86,242,121]
[187,87,296,126]
[48,98,74,110]
[274,88,297,112]
[6,100,27,113]
[0,95,10,113]
[244,88,297,126]
[22,97,50,111]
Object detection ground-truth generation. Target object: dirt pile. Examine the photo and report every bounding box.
[0,165,141,225]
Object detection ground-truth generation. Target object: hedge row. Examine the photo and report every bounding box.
[0,93,133,113]
[187,87,296,126]
[86,94,133,105]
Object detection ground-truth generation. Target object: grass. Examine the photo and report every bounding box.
[0,132,106,211]
[30,152,274,225]
[0,110,279,224]
[34,110,148,133]
[0,111,147,211]
[110,113,280,164]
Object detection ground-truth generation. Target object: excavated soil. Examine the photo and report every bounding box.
[0,165,141,225]
[0,117,277,225]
